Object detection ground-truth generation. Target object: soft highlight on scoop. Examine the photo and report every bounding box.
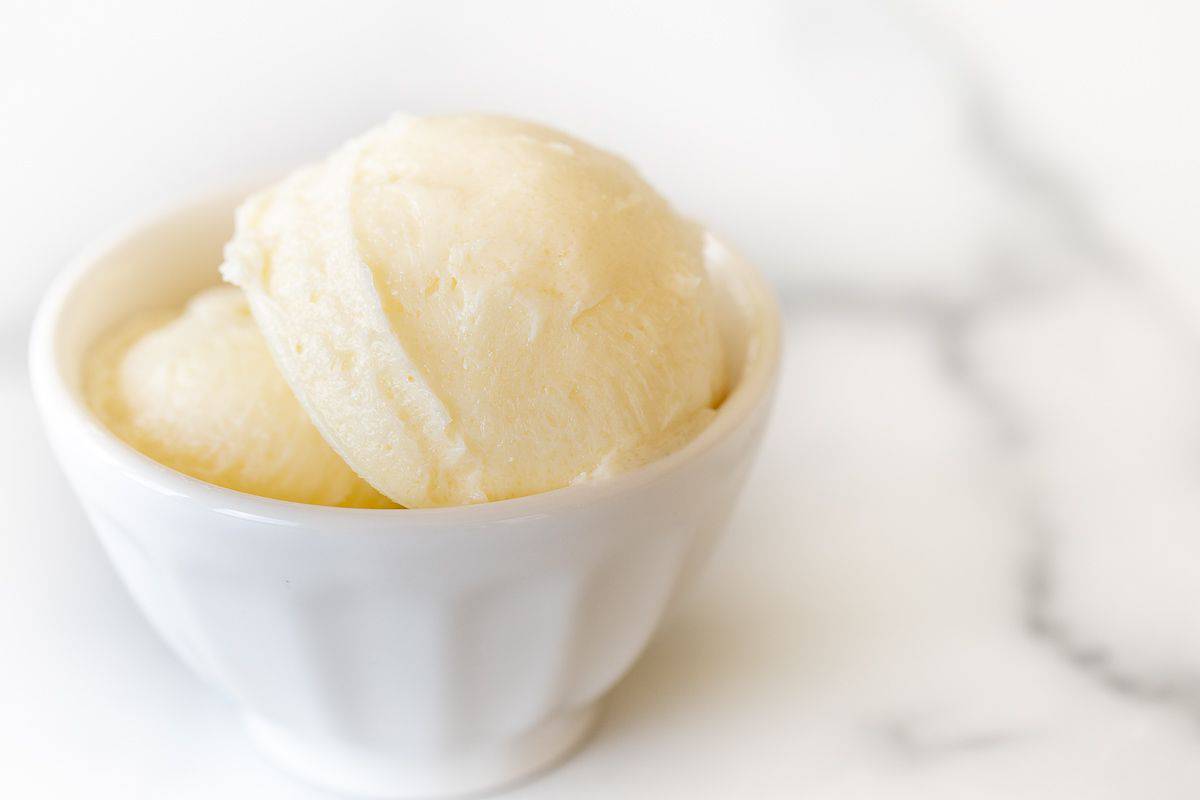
[223,114,726,508]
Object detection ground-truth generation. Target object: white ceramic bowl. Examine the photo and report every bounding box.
[29,185,781,799]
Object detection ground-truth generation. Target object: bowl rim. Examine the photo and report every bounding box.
[29,182,782,528]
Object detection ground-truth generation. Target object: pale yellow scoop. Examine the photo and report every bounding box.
[222,114,726,508]
[84,286,396,508]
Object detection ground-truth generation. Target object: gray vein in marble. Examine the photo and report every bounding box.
[947,63,1200,713]
[913,2,1200,720]
[786,2,1200,721]
[902,0,1127,279]
[1017,496,1200,708]
[965,96,1127,279]
[880,717,1026,761]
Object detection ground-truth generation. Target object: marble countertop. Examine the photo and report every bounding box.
[4,2,1199,797]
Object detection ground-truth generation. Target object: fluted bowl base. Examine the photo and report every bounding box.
[244,703,600,799]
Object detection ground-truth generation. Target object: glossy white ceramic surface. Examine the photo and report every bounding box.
[29,187,781,798]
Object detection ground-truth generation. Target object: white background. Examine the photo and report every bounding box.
[5,1,1200,316]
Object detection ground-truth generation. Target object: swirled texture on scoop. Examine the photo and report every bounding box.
[85,286,397,508]
[222,114,725,508]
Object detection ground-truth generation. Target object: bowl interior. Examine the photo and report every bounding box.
[36,183,781,519]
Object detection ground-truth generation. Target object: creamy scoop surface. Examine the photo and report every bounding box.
[87,114,726,508]
[85,286,396,507]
